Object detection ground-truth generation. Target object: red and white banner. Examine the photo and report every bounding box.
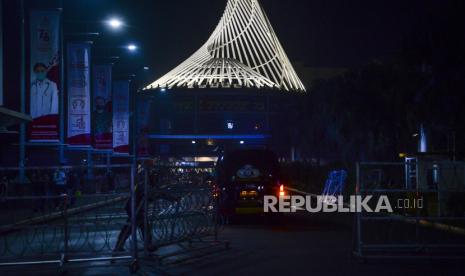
[112,81,130,154]
[92,65,113,149]
[67,42,91,146]
[29,10,60,142]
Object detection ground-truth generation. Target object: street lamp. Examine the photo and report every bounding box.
[106,18,123,30]
[127,44,137,52]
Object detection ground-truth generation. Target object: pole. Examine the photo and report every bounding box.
[106,152,111,173]
[87,149,92,180]
[132,80,138,163]
[59,1,65,164]
[130,164,137,263]
[266,94,270,131]
[194,91,198,134]
[143,166,148,256]
[131,79,138,197]
[19,0,26,183]
[355,162,362,257]
[130,80,138,265]
[63,194,69,263]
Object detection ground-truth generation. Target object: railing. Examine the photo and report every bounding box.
[0,164,227,270]
[353,161,465,260]
[0,164,135,267]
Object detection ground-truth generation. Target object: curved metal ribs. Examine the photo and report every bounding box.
[145,0,306,92]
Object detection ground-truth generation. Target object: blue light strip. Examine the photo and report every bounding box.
[148,134,269,140]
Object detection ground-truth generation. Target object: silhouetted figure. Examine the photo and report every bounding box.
[113,176,178,255]
[53,166,67,209]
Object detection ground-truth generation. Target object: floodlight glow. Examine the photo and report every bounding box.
[240,141,245,144]
[107,18,123,29]
[127,44,137,51]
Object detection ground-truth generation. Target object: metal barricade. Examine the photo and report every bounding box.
[353,161,465,260]
[0,163,227,270]
[140,164,228,264]
[0,164,136,267]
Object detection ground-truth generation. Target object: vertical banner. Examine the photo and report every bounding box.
[92,65,112,149]
[67,42,91,146]
[112,81,130,154]
[29,10,60,141]
[137,98,151,157]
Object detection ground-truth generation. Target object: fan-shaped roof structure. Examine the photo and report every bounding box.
[145,0,306,92]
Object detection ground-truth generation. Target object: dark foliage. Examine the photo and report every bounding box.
[274,2,465,163]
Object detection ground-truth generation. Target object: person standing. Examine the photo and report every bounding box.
[53,166,67,209]
[113,174,178,256]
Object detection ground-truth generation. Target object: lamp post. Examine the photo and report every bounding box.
[59,1,65,164]
[106,18,124,30]
[19,0,26,182]
[127,44,138,52]
[59,14,128,164]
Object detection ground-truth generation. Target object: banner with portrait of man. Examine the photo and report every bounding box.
[29,10,61,141]
[92,65,112,150]
[67,42,91,146]
[112,81,130,154]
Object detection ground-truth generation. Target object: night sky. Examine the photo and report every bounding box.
[60,0,441,81]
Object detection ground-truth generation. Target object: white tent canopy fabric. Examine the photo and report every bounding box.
[145,0,306,92]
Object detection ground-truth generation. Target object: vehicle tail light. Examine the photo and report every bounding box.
[279,184,285,197]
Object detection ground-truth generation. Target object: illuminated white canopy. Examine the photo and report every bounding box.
[145,0,306,92]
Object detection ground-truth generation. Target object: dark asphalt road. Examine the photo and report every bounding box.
[1,212,464,276]
[165,214,465,276]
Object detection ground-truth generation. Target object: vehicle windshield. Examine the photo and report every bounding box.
[218,150,280,185]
